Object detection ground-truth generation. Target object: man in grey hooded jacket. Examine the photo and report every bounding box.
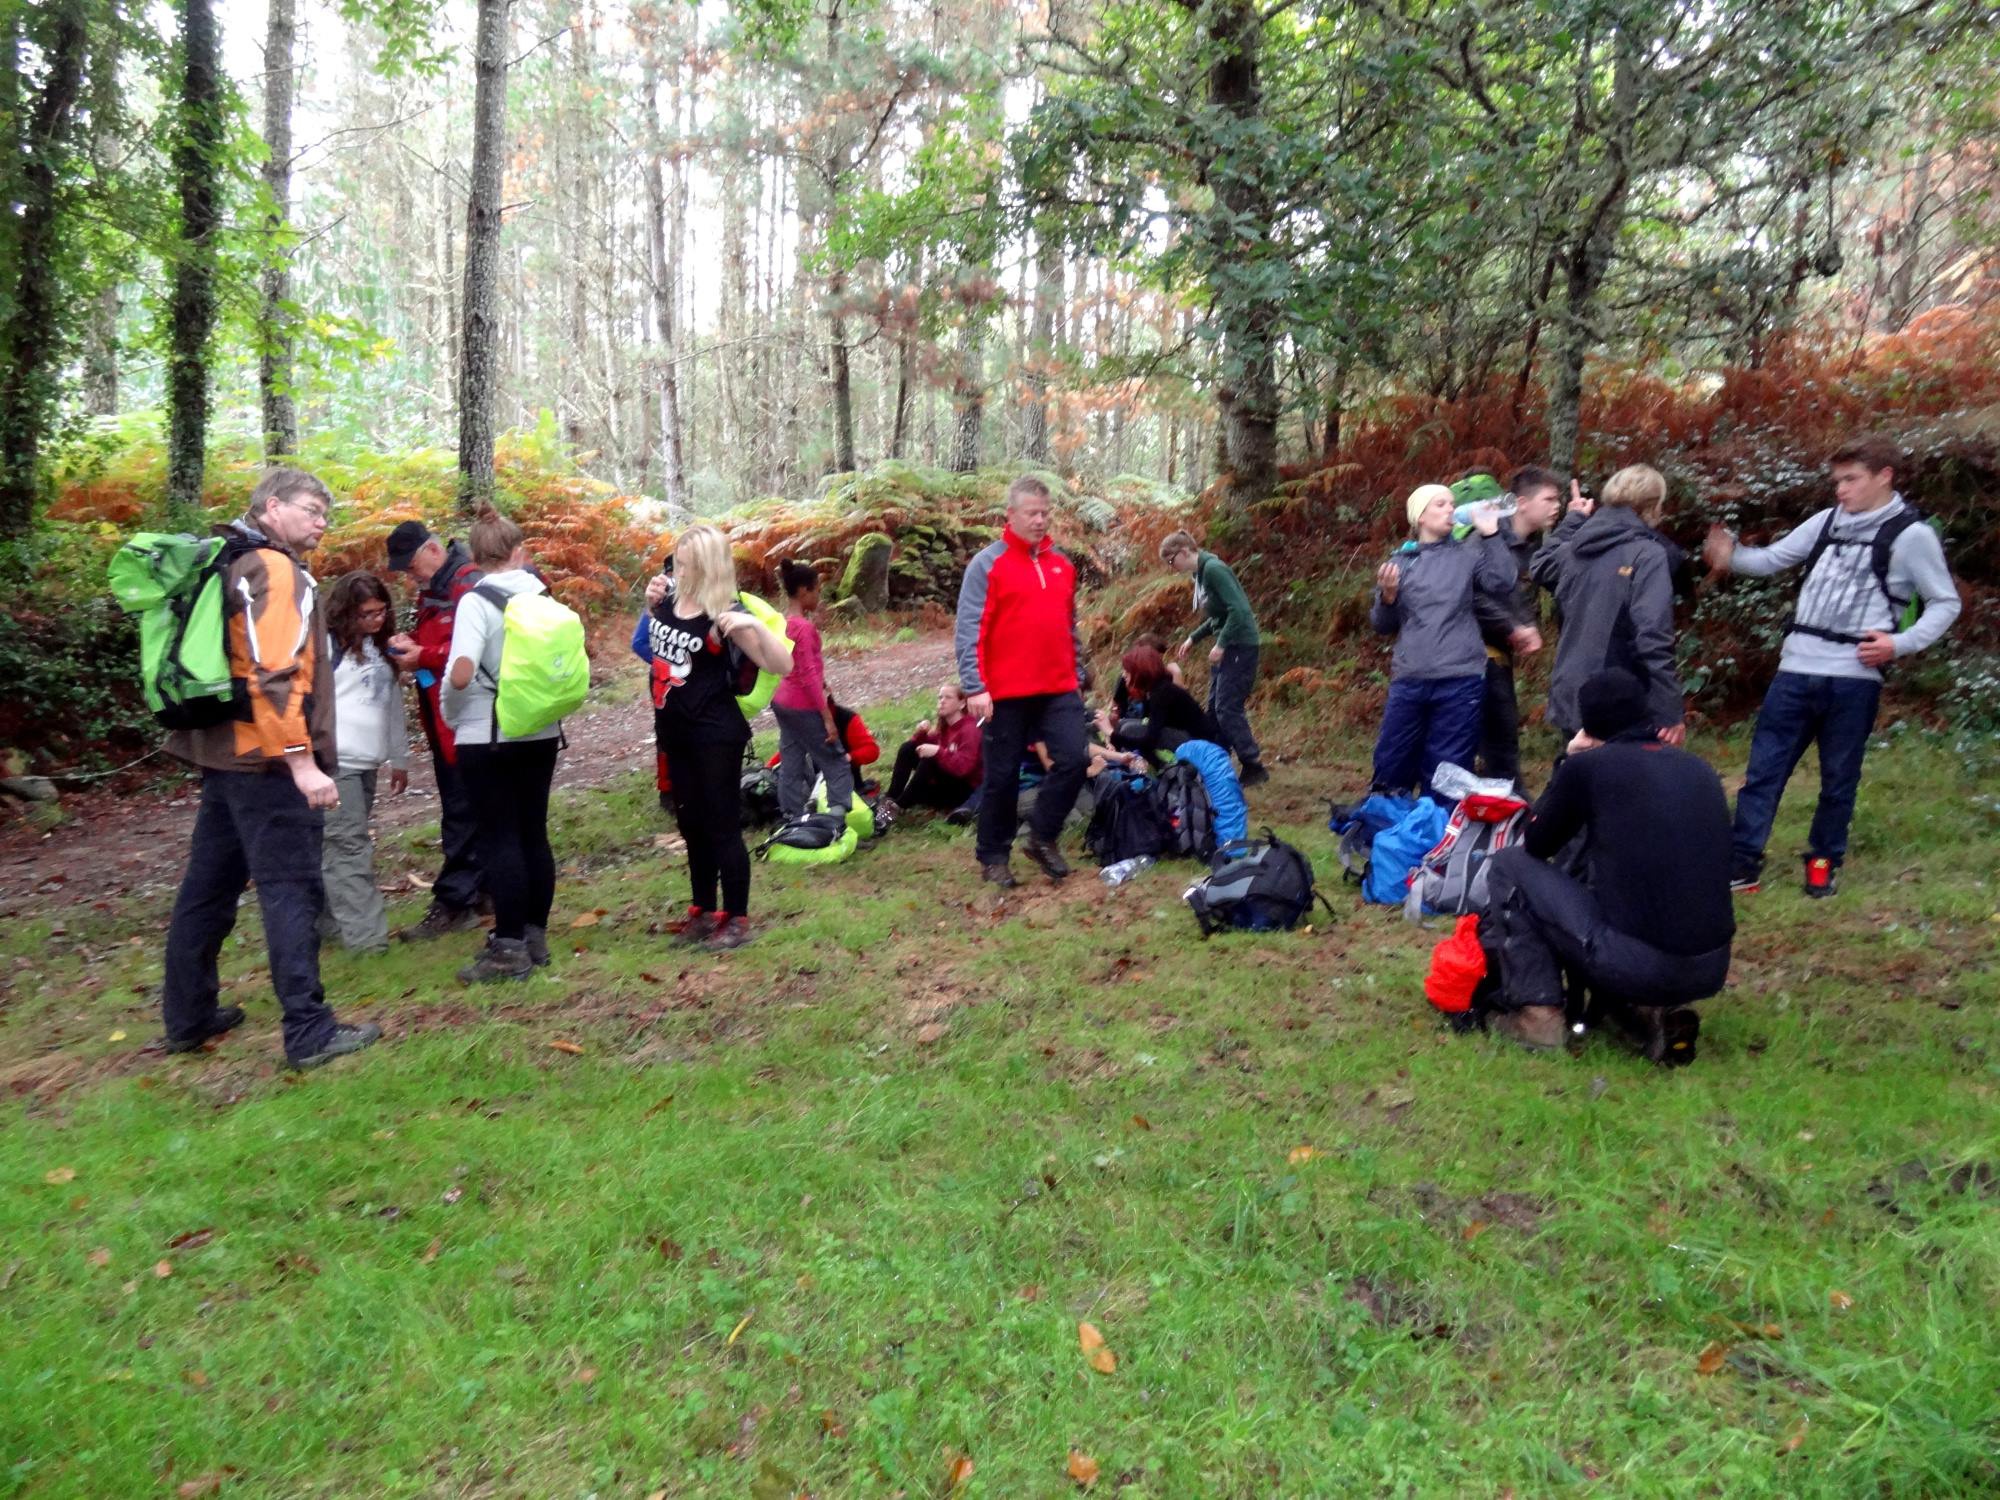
[1529,463,1687,745]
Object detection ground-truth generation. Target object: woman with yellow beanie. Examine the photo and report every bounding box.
[1368,484,1520,801]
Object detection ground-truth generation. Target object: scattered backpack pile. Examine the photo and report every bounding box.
[1154,758,1217,861]
[1403,792,1530,923]
[1083,773,1171,865]
[1183,830,1333,936]
[739,765,782,829]
[1328,792,1418,889]
[1355,799,1449,907]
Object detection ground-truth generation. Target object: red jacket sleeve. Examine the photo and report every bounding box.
[844,712,880,767]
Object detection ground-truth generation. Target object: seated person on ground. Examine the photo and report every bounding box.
[1102,643,1219,767]
[1110,633,1186,715]
[879,682,983,823]
[1478,668,1735,1065]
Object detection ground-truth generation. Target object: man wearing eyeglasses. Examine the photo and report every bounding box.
[159,469,381,1071]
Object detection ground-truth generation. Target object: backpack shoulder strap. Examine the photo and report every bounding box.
[471,582,511,613]
[1869,506,1924,609]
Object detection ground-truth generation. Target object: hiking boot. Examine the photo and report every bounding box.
[289,1021,382,1071]
[873,797,901,832]
[1022,832,1070,882]
[945,798,979,826]
[401,903,479,941]
[457,936,533,984]
[667,906,719,947]
[703,915,753,952]
[981,861,1018,889]
[163,1005,247,1055]
[1238,759,1271,788]
[1632,1005,1700,1067]
[523,924,550,968]
[1490,1005,1567,1051]
[1729,870,1762,895]
[1803,856,1839,898]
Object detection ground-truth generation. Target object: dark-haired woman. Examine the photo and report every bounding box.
[1103,643,1218,768]
[322,571,410,953]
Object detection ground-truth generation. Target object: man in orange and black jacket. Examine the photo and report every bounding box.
[159,469,380,1071]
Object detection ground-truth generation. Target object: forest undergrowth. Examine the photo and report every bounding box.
[0,679,1996,1497]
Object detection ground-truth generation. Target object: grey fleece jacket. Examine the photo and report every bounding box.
[1530,506,1684,734]
[1729,496,1960,682]
[1369,531,1519,681]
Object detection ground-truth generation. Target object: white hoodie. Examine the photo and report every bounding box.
[330,637,411,775]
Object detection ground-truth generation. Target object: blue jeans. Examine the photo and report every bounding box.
[163,768,336,1062]
[1206,643,1262,765]
[1730,671,1881,875]
[1372,674,1486,803]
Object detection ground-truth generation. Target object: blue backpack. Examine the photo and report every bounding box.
[1361,800,1448,906]
[1330,793,1418,886]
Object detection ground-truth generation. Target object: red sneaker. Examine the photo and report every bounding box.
[1802,857,1838,899]
[667,906,719,945]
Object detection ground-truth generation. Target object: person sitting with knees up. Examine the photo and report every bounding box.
[771,560,854,824]
[1477,668,1735,1065]
[1369,483,1519,802]
[1100,642,1218,769]
[878,682,983,829]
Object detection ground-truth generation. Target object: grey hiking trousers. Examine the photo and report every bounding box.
[321,769,388,952]
[774,705,854,820]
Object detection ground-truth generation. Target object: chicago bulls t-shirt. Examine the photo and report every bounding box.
[644,604,751,746]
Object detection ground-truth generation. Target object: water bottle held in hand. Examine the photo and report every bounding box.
[1453,494,1517,528]
[1101,854,1156,887]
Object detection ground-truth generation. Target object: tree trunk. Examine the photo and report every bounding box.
[0,0,87,537]
[1023,225,1062,464]
[640,37,686,513]
[950,309,985,473]
[81,25,121,418]
[258,0,298,460]
[166,0,224,516]
[829,289,857,474]
[1203,0,1278,512]
[457,0,511,514]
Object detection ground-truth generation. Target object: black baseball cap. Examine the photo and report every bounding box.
[385,521,434,572]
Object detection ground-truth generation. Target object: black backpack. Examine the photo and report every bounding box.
[1156,759,1216,861]
[1786,505,1932,645]
[1084,773,1172,865]
[1184,829,1333,937]
[739,765,782,828]
[754,809,848,855]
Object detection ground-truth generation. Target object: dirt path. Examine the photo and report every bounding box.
[0,630,954,923]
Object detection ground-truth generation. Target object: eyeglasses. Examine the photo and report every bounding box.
[279,495,330,523]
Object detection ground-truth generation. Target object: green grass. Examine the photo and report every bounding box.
[2,708,1997,1497]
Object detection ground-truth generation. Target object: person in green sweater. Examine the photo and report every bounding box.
[1161,531,1269,786]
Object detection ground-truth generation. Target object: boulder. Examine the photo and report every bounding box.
[837,532,894,612]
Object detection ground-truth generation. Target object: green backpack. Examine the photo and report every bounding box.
[106,531,257,729]
[471,583,591,738]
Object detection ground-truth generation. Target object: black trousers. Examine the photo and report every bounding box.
[975,691,1088,865]
[887,740,978,809]
[1477,656,1521,786]
[162,768,336,1062]
[458,739,559,941]
[666,737,752,917]
[429,746,484,911]
[1481,847,1729,1012]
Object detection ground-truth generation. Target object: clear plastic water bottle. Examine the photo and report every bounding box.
[1101,854,1156,886]
[1454,494,1518,528]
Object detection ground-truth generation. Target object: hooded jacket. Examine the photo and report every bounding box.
[1369,531,1518,681]
[165,519,336,774]
[1530,507,1684,734]
[407,540,483,764]
[954,525,1084,700]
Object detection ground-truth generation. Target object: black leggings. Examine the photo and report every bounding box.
[887,740,978,809]
[458,739,559,940]
[666,738,751,917]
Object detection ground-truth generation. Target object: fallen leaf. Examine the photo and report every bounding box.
[1828,1289,1854,1311]
[644,1492,667,1500]
[1131,1114,1152,1131]
[442,1186,464,1205]
[727,1311,753,1345]
[946,1452,974,1488]
[914,1021,948,1044]
[548,1039,585,1056]
[656,1236,685,1262]
[1017,1284,1043,1301]
[568,910,605,928]
[153,1260,174,1279]
[1779,1418,1808,1453]
[176,1477,227,1499]
[1067,1448,1101,1486]
[1730,1320,1782,1339]
[1695,1341,1729,1374]
[1087,1346,1117,1374]
[183,1368,210,1389]
[1462,1220,1491,1242]
[420,1238,441,1265]
[573,1366,597,1384]
[87,1247,111,1268]
[1078,1321,1107,1353]
[643,1094,676,1118]
[1287,1145,1320,1165]
[168,1228,215,1253]
[819,1409,847,1439]
[44,1167,76,1185]
[108,1030,127,1042]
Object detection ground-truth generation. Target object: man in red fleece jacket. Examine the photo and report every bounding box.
[954,475,1088,886]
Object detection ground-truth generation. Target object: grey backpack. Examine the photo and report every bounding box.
[1403,793,1529,923]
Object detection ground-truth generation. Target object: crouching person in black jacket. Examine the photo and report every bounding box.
[1480,669,1735,1065]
